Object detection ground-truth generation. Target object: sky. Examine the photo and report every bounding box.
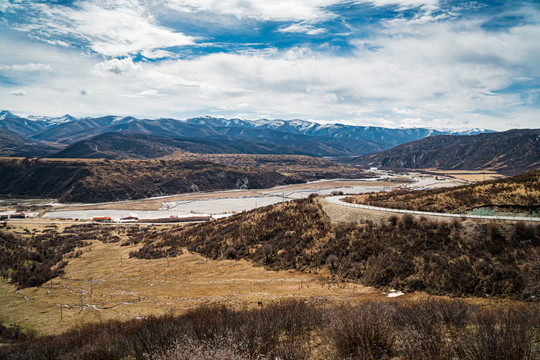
[0,0,539,130]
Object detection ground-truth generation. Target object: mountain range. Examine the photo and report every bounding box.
[3,110,537,175]
[0,110,491,158]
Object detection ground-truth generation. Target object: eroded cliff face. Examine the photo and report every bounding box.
[0,158,302,203]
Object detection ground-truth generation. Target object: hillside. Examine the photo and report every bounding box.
[0,158,302,203]
[352,129,540,174]
[344,169,540,216]
[50,132,241,159]
[172,153,369,181]
[50,131,370,158]
[0,128,57,157]
[131,197,540,299]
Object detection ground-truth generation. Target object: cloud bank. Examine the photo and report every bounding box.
[0,0,539,130]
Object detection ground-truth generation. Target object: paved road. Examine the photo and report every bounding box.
[324,196,540,222]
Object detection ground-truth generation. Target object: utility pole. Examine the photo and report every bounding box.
[80,285,84,313]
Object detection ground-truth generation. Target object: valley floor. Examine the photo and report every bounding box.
[4,171,464,222]
[0,230,387,337]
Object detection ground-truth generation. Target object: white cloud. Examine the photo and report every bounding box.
[137,89,166,97]
[14,1,195,58]
[164,0,341,22]
[365,0,439,10]
[323,93,340,102]
[0,63,52,71]
[94,58,140,75]
[10,90,27,96]
[278,23,326,35]
[393,107,422,115]
[0,0,12,13]
[400,117,423,127]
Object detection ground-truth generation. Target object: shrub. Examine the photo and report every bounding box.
[224,247,237,259]
[453,307,540,360]
[322,303,396,359]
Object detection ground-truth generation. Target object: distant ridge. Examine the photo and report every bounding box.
[0,110,493,157]
[50,132,240,159]
[351,129,540,174]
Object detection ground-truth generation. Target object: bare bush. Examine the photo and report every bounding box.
[452,307,540,360]
[322,303,396,359]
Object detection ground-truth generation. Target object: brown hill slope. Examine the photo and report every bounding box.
[345,169,540,216]
[170,153,370,181]
[0,158,302,203]
[352,129,540,174]
[0,128,56,157]
[131,197,540,299]
[50,132,241,159]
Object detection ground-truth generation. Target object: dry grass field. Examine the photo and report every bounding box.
[421,169,505,182]
[0,221,389,337]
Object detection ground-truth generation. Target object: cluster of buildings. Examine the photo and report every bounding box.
[92,213,211,223]
[0,212,25,220]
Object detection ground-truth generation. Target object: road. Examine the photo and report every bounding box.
[324,196,540,222]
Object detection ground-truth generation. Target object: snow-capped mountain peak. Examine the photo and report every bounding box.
[26,114,77,127]
[0,110,17,120]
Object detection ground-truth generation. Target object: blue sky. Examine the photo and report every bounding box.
[0,0,539,130]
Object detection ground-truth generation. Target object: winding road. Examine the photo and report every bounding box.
[324,196,540,222]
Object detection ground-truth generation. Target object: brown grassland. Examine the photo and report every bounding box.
[420,169,505,182]
[166,153,371,180]
[0,221,386,339]
[346,169,540,215]
[0,203,539,358]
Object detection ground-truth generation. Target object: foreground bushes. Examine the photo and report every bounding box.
[0,225,95,288]
[1,299,538,360]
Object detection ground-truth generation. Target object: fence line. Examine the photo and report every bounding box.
[323,196,540,222]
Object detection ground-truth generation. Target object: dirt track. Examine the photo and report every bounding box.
[321,200,451,224]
